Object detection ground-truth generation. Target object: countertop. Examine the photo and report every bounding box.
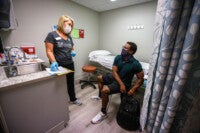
[0,58,55,90]
[0,58,73,91]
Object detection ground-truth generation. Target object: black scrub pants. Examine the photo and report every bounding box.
[61,62,77,102]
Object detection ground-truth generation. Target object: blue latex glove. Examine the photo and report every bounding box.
[71,51,76,57]
[50,62,58,71]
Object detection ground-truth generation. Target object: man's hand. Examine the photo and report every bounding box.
[128,71,144,95]
[128,89,134,95]
[120,84,126,93]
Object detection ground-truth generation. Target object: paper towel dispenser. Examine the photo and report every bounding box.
[0,37,4,53]
[0,0,11,28]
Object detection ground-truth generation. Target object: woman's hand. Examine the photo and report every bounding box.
[71,51,76,57]
[50,62,58,71]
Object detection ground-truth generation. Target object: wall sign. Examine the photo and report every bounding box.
[79,29,84,38]
[71,28,84,39]
[71,28,79,39]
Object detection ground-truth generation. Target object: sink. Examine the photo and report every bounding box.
[4,63,48,78]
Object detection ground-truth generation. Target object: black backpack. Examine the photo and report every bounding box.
[116,94,140,131]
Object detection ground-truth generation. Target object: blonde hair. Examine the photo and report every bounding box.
[57,15,74,34]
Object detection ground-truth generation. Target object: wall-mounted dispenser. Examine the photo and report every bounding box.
[128,24,144,30]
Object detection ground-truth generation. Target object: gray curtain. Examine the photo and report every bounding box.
[140,0,200,132]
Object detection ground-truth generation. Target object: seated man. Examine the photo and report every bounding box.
[91,41,144,124]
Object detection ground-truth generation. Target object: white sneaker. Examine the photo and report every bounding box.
[91,96,102,101]
[91,112,107,124]
[72,99,82,106]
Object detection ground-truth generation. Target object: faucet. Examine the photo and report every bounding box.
[4,46,27,65]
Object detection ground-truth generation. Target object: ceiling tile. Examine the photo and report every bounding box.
[70,0,155,12]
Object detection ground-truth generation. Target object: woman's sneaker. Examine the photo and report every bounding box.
[91,112,107,124]
[72,99,82,106]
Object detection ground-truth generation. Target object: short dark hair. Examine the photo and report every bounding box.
[127,41,137,53]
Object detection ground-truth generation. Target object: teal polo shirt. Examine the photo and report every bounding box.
[113,55,143,89]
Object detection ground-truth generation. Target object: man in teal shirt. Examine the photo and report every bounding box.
[91,41,144,124]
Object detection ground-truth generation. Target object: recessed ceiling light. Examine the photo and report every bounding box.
[110,0,117,2]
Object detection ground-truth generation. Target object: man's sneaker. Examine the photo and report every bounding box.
[91,96,102,101]
[72,99,82,106]
[91,112,107,124]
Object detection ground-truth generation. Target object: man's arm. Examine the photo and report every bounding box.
[112,66,126,93]
[128,71,144,95]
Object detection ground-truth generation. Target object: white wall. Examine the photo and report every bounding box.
[99,1,157,63]
[0,0,99,80]
[0,0,157,80]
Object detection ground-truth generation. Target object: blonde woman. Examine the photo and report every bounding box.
[44,15,82,105]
